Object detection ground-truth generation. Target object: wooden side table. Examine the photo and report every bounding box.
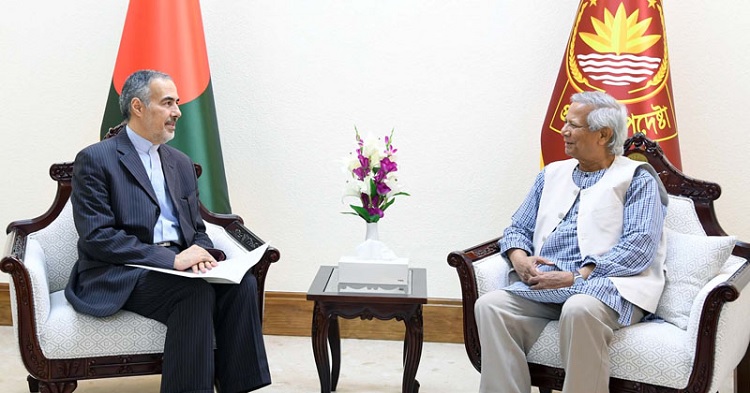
[306,265,428,393]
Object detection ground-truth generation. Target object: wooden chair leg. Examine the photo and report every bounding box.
[737,349,750,393]
[38,381,77,393]
[26,375,39,393]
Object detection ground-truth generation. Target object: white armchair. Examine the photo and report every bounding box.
[447,134,750,393]
[1,161,280,393]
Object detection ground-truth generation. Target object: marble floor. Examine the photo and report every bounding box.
[0,326,735,392]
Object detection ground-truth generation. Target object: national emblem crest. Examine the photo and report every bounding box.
[567,1,668,103]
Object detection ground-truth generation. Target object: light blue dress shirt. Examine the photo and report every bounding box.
[126,127,182,244]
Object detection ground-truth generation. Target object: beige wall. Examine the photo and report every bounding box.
[1,0,748,297]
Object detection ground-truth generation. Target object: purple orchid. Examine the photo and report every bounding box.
[379,157,398,174]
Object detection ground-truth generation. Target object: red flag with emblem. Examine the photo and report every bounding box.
[541,0,682,169]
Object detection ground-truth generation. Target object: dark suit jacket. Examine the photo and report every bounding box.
[65,130,213,317]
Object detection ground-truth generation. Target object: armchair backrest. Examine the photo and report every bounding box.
[624,134,729,237]
[27,201,77,293]
[624,133,750,263]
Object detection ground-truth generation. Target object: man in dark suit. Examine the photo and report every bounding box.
[65,69,271,393]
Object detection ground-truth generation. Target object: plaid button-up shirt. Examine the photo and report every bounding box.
[499,165,666,326]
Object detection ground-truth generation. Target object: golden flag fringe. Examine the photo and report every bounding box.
[541,0,682,169]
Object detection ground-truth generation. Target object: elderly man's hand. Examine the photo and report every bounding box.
[507,249,555,284]
[527,271,574,290]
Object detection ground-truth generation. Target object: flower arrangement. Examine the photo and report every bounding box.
[342,128,409,223]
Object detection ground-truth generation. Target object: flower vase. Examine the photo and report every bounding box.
[365,222,379,241]
[356,222,396,261]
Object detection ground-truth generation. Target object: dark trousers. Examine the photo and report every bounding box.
[123,269,271,393]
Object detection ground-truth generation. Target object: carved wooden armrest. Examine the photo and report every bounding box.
[685,259,750,390]
[446,236,502,372]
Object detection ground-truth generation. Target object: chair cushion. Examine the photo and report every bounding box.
[40,291,166,359]
[527,320,694,389]
[664,195,706,235]
[655,229,735,329]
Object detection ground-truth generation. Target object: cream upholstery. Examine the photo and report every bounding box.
[471,195,749,392]
[9,200,253,360]
[657,229,736,329]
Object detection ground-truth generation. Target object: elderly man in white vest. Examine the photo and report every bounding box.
[475,91,669,393]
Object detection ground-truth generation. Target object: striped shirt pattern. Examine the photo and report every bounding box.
[500,166,666,326]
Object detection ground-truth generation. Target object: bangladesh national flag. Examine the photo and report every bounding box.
[101,0,231,213]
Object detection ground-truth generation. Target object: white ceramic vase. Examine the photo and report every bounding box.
[356,221,396,260]
[365,222,379,241]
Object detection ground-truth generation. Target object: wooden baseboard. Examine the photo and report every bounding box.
[262,291,464,343]
[0,283,11,326]
[0,285,465,343]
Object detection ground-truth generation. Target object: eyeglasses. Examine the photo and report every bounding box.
[563,121,588,130]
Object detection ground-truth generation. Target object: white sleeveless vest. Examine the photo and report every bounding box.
[533,156,668,313]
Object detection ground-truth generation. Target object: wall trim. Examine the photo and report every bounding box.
[0,283,11,326]
[262,291,464,343]
[0,286,465,343]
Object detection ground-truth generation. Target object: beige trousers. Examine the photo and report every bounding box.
[474,290,644,393]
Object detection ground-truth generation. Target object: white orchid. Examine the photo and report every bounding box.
[341,153,361,174]
[384,172,403,199]
[360,134,383,164]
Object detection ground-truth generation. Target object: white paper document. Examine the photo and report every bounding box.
[127,243,269,284]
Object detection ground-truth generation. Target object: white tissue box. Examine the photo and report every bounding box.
[337,256,409,293]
